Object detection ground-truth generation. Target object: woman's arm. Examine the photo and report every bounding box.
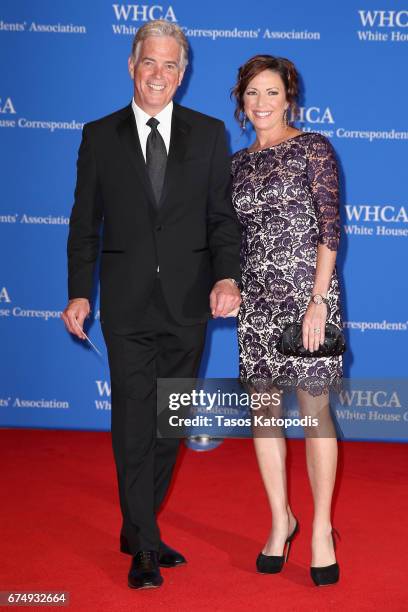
[303,244,337,352]
[303,135,341,352]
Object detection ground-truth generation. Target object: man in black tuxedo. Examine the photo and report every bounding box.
[62,20,241,589]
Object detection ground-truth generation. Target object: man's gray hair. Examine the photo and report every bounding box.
[131,20,189,69]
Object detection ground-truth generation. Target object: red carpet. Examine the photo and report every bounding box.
[1,430,407,611]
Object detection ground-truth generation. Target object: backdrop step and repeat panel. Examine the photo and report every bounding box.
[1,1,407,439]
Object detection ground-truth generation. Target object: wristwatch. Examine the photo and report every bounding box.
[311,293,329,306]
[227,278,240,289]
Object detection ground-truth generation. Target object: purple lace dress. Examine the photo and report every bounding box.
[231,132,343,396]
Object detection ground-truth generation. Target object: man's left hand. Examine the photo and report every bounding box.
[210,279,241,318]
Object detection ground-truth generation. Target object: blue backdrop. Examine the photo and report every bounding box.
[1,0,407,439]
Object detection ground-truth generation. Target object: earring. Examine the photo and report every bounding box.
[283,108,289,128]
[242,113,247,130]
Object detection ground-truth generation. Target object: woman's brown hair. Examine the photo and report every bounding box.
[231,55,300,128]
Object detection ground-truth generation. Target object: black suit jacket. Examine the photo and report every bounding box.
[67,102,241,329]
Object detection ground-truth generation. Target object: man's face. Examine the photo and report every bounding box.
[128,36,185,115]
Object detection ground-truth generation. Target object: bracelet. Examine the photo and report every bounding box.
[310,294,331,319]
[311,293,329,306]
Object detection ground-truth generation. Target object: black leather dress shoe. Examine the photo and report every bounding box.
[121,535,187,568]
[158,541,187,568]
[128,551,163,589]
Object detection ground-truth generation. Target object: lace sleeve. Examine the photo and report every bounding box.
[307,134,340,251]
[231,150,242,178]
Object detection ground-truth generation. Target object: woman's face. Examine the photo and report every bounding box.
[243,69,289,132]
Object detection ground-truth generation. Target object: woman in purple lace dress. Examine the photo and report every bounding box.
[231,55,343,586]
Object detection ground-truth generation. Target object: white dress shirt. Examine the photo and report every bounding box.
[131,98,173,161]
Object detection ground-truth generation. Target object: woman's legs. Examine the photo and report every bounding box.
[252,388,297,555]
[297,388,338,566]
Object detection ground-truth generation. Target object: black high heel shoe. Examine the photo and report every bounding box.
[310,527,340,586]
[256,518,299,574]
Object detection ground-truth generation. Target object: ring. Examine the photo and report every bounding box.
[313,328,321,334]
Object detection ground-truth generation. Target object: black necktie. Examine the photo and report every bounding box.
[146,117,167,206]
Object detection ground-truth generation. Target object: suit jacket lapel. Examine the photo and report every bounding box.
[116,105,157,209]
[159,105,191,211]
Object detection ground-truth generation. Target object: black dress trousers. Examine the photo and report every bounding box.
[101,278,207,553]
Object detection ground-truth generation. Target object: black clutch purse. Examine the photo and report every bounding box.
[276,322,346,358]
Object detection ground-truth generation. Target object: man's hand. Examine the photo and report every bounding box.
[61,298,91,339]
[210,279,241,318]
